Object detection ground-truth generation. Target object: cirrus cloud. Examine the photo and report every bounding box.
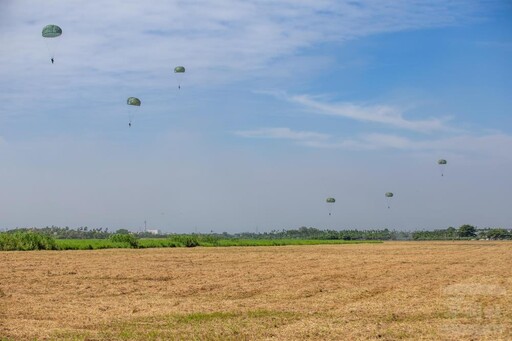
[288,94,453,133]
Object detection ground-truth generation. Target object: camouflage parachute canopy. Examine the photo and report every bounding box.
[326,197,335,203]
[174,66,185,73]
[127,97,141,106]
[42,25,62,38]
[385,192,394,198]
[438,159,447,165]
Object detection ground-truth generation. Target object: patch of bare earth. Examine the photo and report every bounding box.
[0,242,511,340]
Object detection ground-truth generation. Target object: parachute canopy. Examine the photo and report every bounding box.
[42,25,62,38]
[385,192,394,198]
[326,197,335,203]
[174,66,185,73]
[127,97,141,106]
[438,159,447,165]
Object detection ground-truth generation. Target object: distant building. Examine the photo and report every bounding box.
[146,229,161,235]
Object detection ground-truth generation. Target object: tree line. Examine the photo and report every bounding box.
[2,224,511,240]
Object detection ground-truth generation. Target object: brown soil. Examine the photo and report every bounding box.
[1,242,511,340]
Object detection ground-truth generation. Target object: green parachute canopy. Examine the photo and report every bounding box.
[174,66,185,73]
[326,197,335,203]
[127,97,141,106]
[438,159,447,165]
[385,192,394,198]
[42,25,62,38]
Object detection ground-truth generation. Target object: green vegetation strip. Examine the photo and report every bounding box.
[52,310,301,341]
[196,239,381,247]
[0,231,381,251]
[57,237,379,250]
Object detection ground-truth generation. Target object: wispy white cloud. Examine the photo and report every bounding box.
[235,129,413,150]
[288,94,452,133]
[236,126,512,159]
[234,127,329,141]
[234,126,405,150]
[358,133,512,159]
[0,1,492,86]
[0,1,498,121]
[352,133,512,157]
[413,133,512,158]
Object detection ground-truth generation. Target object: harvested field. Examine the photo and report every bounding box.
[1,242,511,340]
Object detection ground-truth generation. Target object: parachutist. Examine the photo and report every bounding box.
[42,25,61,64]
[174,66,185,90]
[325,197,335,216]
[127,97,141,127]
[438,159,447,177]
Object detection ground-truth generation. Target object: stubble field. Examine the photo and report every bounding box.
[1,242,511,340]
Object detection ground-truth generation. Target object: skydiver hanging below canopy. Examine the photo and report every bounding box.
[326,197,335,216]
[385,192,394,209]
[174,66,185,89]
[127,97,141,128]
[42,24,62,64]
[438,159,447,176]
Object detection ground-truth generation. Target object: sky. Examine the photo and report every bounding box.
[0,0,511,233]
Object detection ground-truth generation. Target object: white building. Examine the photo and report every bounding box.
[146,229,161,235]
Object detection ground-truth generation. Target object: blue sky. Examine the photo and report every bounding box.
[0,0,511,232]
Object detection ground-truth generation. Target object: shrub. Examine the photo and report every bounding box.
[167,235,199,247]
[0,231,58,251]
[109,233,139,248]
[198,235,220,246]
[184,237,199,247]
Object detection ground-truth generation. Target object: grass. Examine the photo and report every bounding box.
[56,239,138,250]
[52,310,302,341]
[0,231,381,251]
[54,237,380,250]
[199,238,382,247]
[2,242,511,340]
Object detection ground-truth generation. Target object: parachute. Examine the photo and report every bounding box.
[42,25,62,63]
[385,192,394,209]
[42,25,62,38]
[437,159,447,176]
[127,97,141,106]
[326,197,335,216]
[126,97,141,126]
[174,66,185,89]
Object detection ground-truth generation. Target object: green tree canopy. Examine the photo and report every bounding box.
[458,224,477,238]
[116,228,130,235]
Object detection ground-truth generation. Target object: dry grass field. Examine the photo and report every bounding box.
[1,242,511,340]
